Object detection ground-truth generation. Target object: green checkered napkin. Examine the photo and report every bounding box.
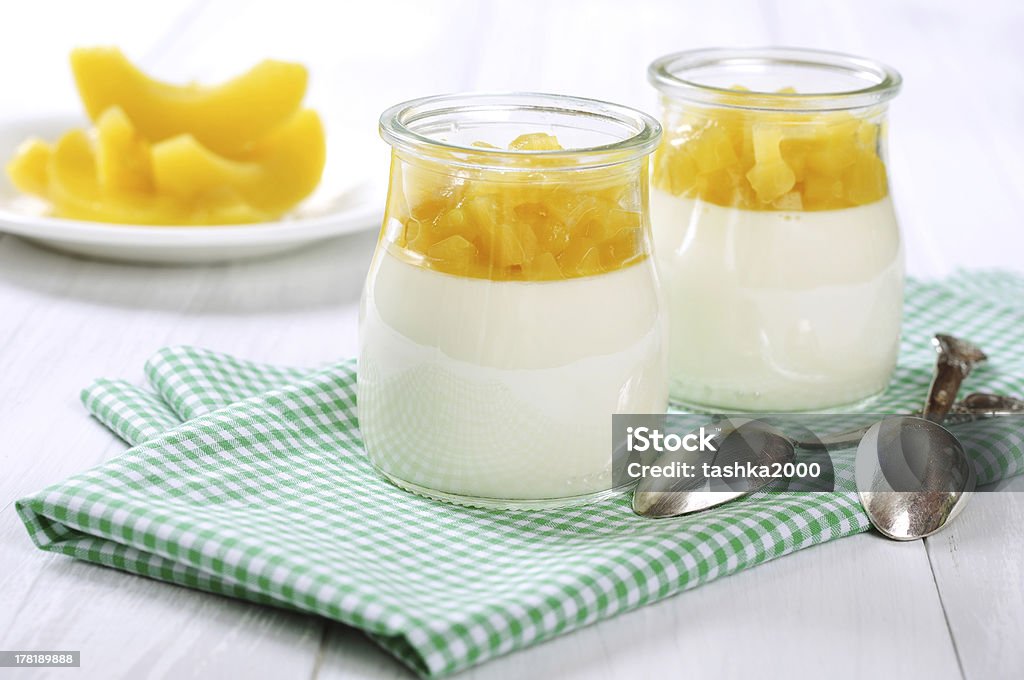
[16,271,1024,677]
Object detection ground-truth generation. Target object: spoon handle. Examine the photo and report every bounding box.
[922,334,987,422]
[793,391,1018,450]
[959,392,1024,413]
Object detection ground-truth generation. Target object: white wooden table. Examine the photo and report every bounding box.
[1,1,1022,678]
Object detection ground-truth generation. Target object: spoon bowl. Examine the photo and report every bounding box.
[632,419,796,518]
[855,416,976,540]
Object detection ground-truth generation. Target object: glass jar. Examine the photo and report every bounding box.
[648,48,904,412]
[359,93,666,508]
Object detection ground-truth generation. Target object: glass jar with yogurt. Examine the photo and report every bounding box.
[359,93,666,508]
[648,48,904,411]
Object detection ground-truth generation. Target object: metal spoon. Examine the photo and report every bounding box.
[632,414,978,541]
[855,416,976,540]
[632,419,796,519]
[854,333,983,538]
[634,334,991,532]
[630,389,1009,518]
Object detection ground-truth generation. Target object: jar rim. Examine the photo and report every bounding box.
[648,47,902,112]
[378,92,662,170]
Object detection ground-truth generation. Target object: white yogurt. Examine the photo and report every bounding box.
[358,249,667,503]
[650,189,903,411]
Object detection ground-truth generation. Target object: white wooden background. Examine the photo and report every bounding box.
[1,1,1023,678]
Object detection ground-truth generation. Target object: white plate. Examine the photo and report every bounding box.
[0,116,386,263]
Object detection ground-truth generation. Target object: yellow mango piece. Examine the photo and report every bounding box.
[48,129,100,205]
[462,194,501,238]
[524,252,563,280]
[557,237,601,277]
[694,168,738,206]
[747,161,796,204]
[151,109,325,215]
[771,191,803,211]
[46,129,268,225]
[6,138,52,197]
[427,235,478,271]
[690,126,738,173]
[844,154,887,205]
[779,138,809,181]
[532,216,572,257]
[803,173,844,206]
[398,160,464,220]
[656,146,698,196]
[508,133,564,151]
[45,128,165,223]
[653,89,888,210]
[484,223,526,268]
[600,229,642,268]
[751,125,785,164]
[514,219,541,257]
[857,121,879,151]
[71,47,308,155]
[385,134,646,281]
[152,136,259,198]
[95,106,153,195]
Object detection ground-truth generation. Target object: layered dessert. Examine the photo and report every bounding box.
[359,133,667,503]
[651,103,903,410]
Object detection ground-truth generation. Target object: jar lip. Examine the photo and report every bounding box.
[378,92,662,169]
[648,47,902,112]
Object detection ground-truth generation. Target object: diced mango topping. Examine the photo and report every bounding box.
[387,133,646,281]
[653,90,888,210]
[5,48,325,225]
[508,133,565,151]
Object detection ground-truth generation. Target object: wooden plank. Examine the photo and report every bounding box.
[0,515,324,680]
[926,475,1024,680]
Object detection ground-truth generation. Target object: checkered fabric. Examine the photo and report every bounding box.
[16,271,1024,677]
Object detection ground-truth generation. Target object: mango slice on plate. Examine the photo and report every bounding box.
[44,128,153,223]
[71,47,308,156]
[152,109,326,215]
[45,128,269,225]
[5,48,324,225]
[48,130,97,203]
[6,138,52,197]
[95,106,153,195]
